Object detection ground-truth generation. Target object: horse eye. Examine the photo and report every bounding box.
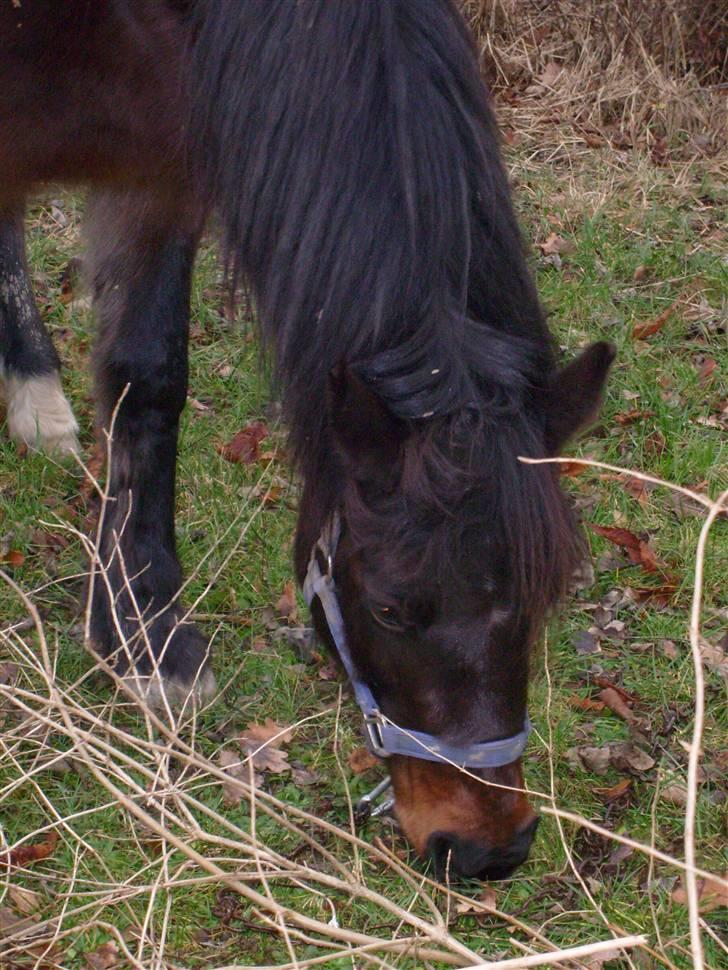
[370,605,406,633]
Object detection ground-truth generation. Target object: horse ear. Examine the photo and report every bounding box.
[328,364,407,484]
[543,341,615,453]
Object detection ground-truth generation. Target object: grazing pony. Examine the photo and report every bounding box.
[0,0,613,880]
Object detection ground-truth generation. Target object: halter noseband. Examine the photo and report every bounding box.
[302,514,531,769]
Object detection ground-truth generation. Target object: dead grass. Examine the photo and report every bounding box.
[462,0,727,157]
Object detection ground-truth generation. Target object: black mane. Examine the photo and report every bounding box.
[193,0,554,442]
[193,0,577,621]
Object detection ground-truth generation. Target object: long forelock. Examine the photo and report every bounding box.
[345,414,581,631]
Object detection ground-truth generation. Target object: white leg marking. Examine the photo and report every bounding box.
[4,372,79,455]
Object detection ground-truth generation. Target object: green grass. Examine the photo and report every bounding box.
[1,150,726,968]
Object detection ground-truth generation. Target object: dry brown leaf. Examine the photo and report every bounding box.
[592,676,638,703]
[7,885,42,916]
[612,743,655,773]
[572,630,601,655]
[528,61,564,93]
[239,719,292,774]
[583,946,626,969]
[537,232,574,256]
[2,549,25,567]
[700,637,728,682]
[85,941,121,969]
[218,749,255,805]
[596,778,632,803]
[644,429,667,455]
[241,718,293,747]
[348,746,379,775]
[216,420,268,463]
[318,660,340,681]
[590,523,642,553]
[629,583,679,608]
[559,460,588,477]
[566,745,613,775]
[599,687,635,723]
[455,888,497,915]
[590,523,674,581]
[632,295,682,339]
[567,694,606,713]
[567,742,654,775]
[0,831,58,868]
[0,662,19,686]
[291,765,320,786]
[672,874,728,913]
[697,357,717,385]
[661,783,689,807]
[622,476,653,507]
[614,408,654,426]
[275,581,298,623]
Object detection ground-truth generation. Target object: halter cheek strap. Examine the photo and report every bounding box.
[302,514,531,769]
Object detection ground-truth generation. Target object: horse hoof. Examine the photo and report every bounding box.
[123,663,217,712]
[89,618,216,713]
[5,372,80,455]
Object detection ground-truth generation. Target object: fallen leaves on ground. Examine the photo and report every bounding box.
[614,408,655,426]
[0,902,62,966]
[218,749,253,804]
[596,778,632,803]
[567,694,606,713]
[1,549,25,567]
[661,783,689,807]
[696,356,717,385]
[700,635,728,683]
[559,460,588,477]
[84,941,121,969]
[537,232,575,256]
[239,718,292,774]
[525,61,565,95]
[348,747,379,775]
[566,742,655,775]
[7,886,42,916]
[0,832,58,869]
[672,873,728,913]
[217,420,269,463]
[275,581,298,623]
[218,718,295,802]
[572,630,601,655]
[454,888,498,916]
[599,687,636,724]
[632,298,681,339]
[589,523,680,603]
[589,525,660,573]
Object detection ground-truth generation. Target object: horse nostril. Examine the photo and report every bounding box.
[427,818,539,882]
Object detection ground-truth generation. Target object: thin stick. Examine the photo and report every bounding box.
[460,934,648,969]
[518,456,714,510]
[684,487,728,970]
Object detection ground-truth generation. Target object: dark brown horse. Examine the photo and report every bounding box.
[0,0,613,880]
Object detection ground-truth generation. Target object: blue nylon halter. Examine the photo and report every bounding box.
[302,515,531,769]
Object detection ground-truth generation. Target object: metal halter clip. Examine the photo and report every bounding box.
[363,711,389,758]
[354,775,394,824]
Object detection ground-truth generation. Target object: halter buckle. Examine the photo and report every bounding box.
[363,711,389,758]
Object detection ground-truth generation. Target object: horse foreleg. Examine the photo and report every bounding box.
[86,190,213,709]
[0,203,79,454]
